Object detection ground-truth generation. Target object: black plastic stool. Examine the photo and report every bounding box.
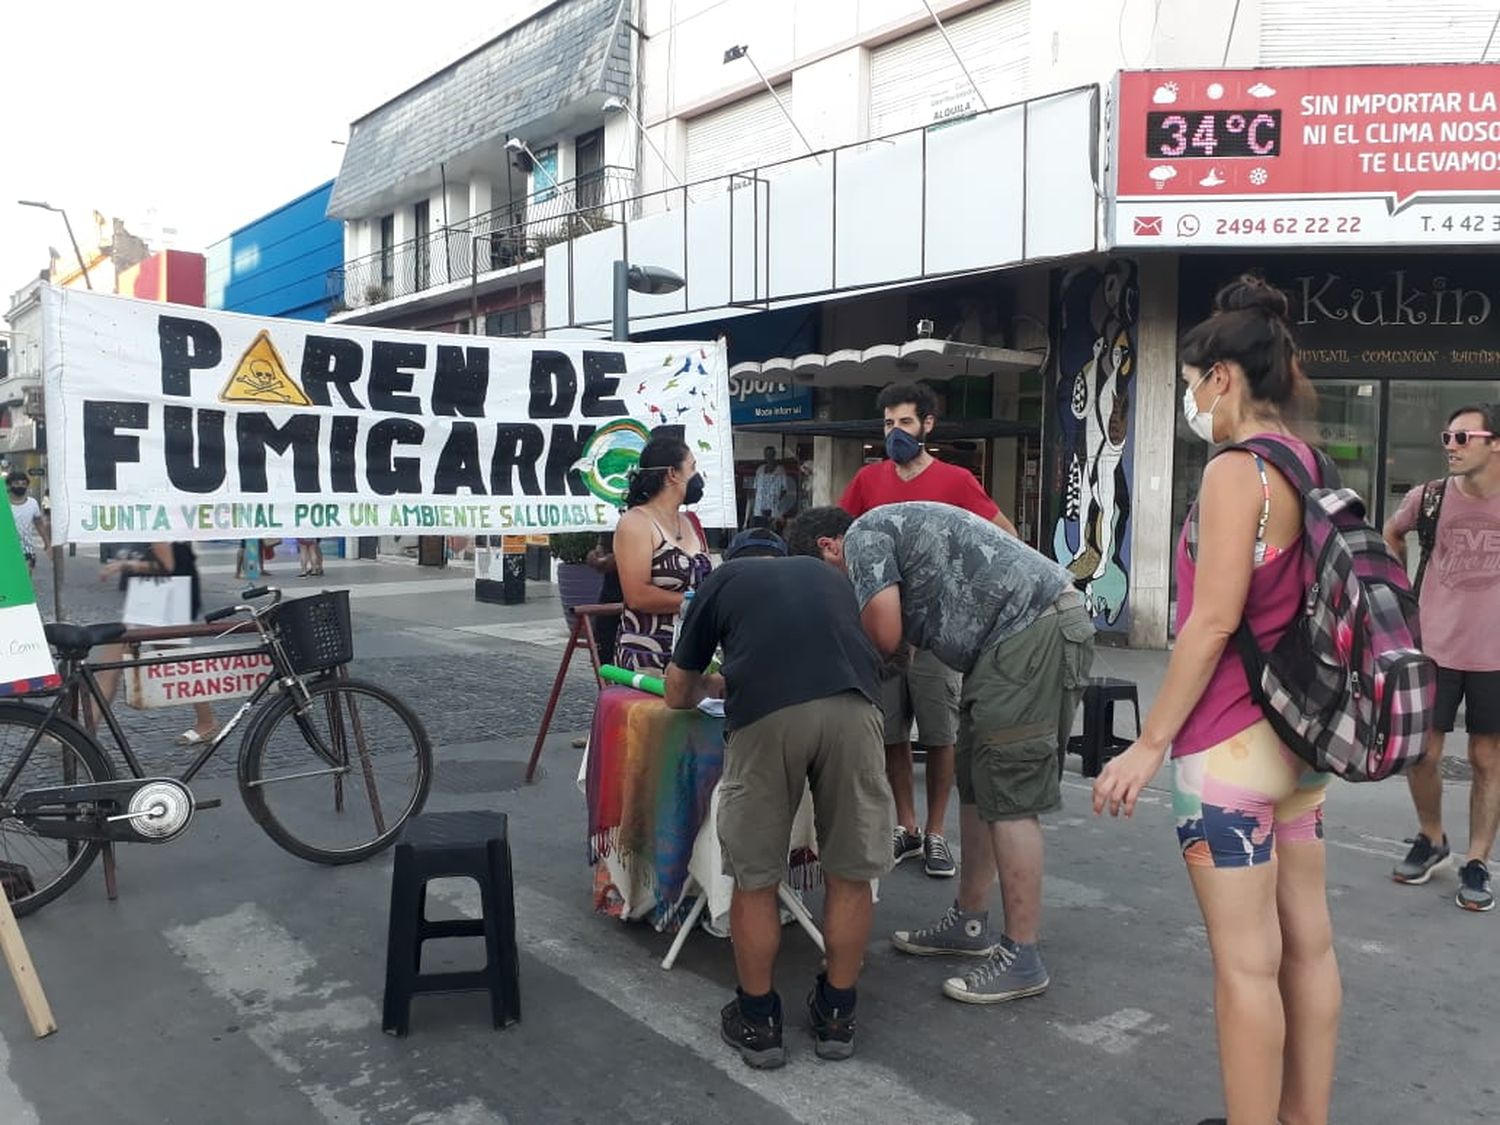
[382,811,521,1036]
[1065,678,1142,778]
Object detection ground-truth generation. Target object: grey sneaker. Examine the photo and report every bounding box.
[891,904,996,956]
[942,937,1050,1005]
[893,827,924,865]
[923,833,956,878]
[1456,860,1495,912]
[1393,833,1450,884]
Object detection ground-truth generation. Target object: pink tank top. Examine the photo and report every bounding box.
[1172,435,1317,759]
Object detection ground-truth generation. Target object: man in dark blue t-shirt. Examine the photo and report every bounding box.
[665,528,893,1070]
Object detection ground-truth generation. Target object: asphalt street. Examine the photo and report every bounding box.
[0,546,1493,1124]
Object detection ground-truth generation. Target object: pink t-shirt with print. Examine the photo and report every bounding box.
[1390,481,1500,671]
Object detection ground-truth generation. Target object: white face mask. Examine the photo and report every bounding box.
[1182,369,1222,444]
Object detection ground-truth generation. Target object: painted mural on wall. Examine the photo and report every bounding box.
[1052,261,1138,630]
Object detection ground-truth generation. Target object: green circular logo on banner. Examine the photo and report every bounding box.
[572,418,652,506]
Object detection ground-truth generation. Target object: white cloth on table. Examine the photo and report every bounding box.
[577,739,820,931]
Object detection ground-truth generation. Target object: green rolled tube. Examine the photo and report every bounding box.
[599,664,666,696]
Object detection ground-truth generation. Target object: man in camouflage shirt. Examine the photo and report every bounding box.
[788,501,1095,1005]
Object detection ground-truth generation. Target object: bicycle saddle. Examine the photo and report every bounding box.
[44,622,128,655]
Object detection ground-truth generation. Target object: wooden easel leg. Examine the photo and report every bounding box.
[524,616,584,783]
[0,889,57,1037]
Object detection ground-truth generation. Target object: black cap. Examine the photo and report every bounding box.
[725,527,788,561]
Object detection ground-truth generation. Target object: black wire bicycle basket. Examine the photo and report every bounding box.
[270,591,353,674]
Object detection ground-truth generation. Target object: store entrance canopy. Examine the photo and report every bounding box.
[729,337,1043,389]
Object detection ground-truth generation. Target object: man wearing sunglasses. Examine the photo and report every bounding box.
[1384,403,1500,913]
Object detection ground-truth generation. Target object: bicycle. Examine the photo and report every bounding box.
[0,586,433,916]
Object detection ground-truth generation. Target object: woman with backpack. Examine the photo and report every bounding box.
[1093,276,1339,1125]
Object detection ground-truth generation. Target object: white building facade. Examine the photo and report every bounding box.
[538,0,1500,646]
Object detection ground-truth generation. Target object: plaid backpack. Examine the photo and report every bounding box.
[1224,437,1437,782]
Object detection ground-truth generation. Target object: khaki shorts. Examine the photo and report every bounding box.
[718,692,894,890]
[881,647,962,746]
[955,595,1095,822]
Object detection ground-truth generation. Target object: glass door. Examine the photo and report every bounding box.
[1310,379,1381,508]
[1384,380,1500,578]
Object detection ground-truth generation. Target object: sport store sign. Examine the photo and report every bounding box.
[1110,64,1500,248]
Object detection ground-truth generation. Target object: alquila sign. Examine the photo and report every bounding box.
[42,288,734,543]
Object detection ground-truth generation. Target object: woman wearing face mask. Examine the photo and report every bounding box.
[1093,276,1338,1125]
[613,436,713,673]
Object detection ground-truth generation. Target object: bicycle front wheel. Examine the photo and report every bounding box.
[0,702,114,916]
[238,678,432,864]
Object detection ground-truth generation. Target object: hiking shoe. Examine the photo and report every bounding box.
[941,937,1050,1005]
[1456,860,1495,912]
[1392,833,1450,884]
[720,995,785,1069]
[923,833,956,878]
[891,904,996,956]
[892,827,924,865]
[806,986,856,1061]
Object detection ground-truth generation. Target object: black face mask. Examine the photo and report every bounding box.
[684,473,705,506]
[8,486,26,497]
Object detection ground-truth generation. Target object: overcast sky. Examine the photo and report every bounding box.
[1,0,534,305]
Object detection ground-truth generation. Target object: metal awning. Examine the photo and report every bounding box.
[735,417,1039,440]
[729,338,1044,389]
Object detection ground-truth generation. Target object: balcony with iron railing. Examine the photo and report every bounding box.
[327,166,636,313]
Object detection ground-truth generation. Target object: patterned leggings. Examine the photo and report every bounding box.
[1173,720,1330,869]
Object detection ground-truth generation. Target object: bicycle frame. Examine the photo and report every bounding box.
[5,609,336,795]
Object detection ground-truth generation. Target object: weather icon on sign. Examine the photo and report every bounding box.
[1149,165,1179,189]
[1249,167,1269,186]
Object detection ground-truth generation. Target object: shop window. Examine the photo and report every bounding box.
[378,214,395,291]
[413,200,430,290]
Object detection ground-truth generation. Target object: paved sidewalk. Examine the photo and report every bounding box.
[0,551,1490,1124]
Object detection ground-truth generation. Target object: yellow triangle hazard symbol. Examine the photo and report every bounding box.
[220,331,311,406]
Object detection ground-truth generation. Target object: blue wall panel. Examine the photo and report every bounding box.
[207,181,342,321]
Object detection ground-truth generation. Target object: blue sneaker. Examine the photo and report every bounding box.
[1456,860,1494,913]
[941,936,1050,1004]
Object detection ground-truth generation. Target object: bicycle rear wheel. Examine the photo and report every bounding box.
[0,702,114,916]
[238,678,432,864]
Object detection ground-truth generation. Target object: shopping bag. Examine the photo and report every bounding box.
[122,576,194,627]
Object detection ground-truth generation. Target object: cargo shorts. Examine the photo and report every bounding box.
[718,691,895,890]
[880,647,962,746]
[955,592,1095,822]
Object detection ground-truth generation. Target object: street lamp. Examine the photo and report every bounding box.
[614,262,685,341]
[13,200,82,618]
[505,138,595,233]
[17,200,92,290]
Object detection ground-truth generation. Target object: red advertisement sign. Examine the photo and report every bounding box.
[1110,65,1500,248]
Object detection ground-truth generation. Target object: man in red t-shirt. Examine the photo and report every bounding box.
[840,382,1017,879]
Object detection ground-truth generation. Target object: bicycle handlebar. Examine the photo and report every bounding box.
[205,586,283,625]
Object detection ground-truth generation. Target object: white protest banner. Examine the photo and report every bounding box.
[41,288,735,543]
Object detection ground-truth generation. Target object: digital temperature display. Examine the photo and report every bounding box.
[1145,110,1282,159]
